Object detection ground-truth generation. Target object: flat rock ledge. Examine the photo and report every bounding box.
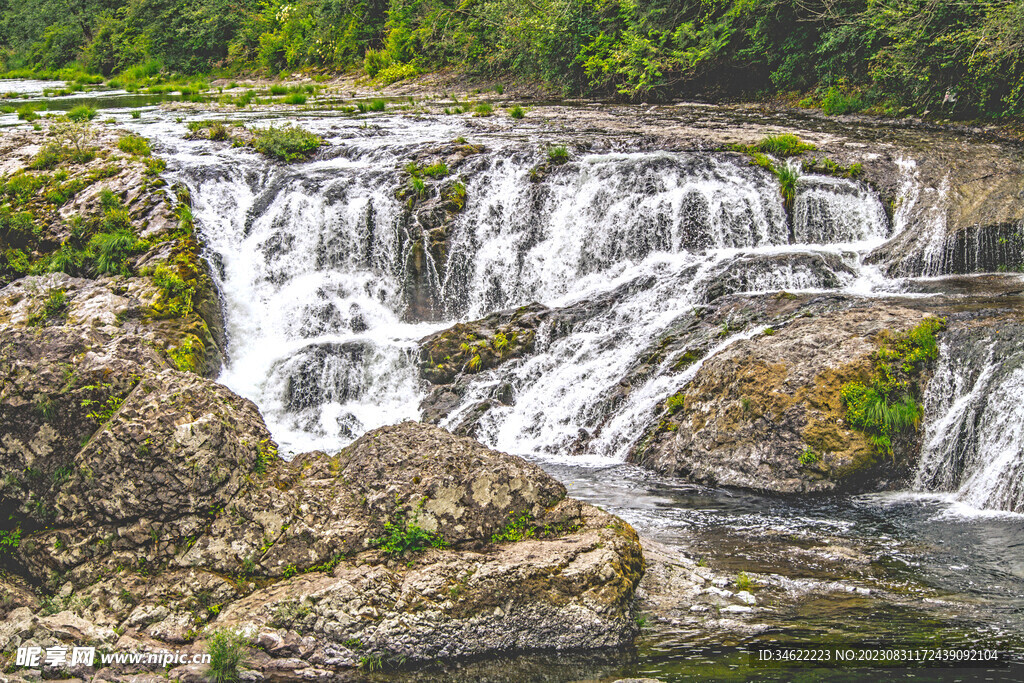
[0,414,644,681]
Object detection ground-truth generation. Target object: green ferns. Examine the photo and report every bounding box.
[840,317,945,459]
[370,504,446,557]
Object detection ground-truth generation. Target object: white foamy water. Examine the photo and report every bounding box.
[915,340,1024,513]
[134,110,1022,515]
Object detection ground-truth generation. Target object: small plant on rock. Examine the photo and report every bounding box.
[491,510,535,543]
[752,134,815,157]
[251,124,323,162]
[840,317,945,460]
[370,503,446,557]
[117,134,151,156]
[799,448,820,466]
[547,145,569,164]
[67,105,97,122]
[206,629,248,683]
[422,162,448,178]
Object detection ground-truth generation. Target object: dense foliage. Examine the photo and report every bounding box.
[3,1,1024,118]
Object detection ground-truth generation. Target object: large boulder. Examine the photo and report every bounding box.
[0,385,645,677]
[629,305,933,493]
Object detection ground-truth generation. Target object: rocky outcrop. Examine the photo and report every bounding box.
[397,141,485,321]
[629,304,938,493]
[0,380,644,677]
[0,123,646,681]
[864,140,1024,277]
[418,302,546,430]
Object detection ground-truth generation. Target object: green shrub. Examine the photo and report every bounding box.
[363,49,391,77]
[206,630,248,683]
[47,245,85,276]
[67,105,97,122]
[774,163,799,213]
[370,505,446,556]
[473,102,494,117]
[131,110,142,119]
[547,145,569,164]
[422,162,448,178]
[508,105,525,119]
[152,264,195,318]
[665,392,686,415]
[0,528,21,556]
[251,124,323,162]
[445,181,467,210]
[839,317,945,458]
[377,62,418,84]
[144,157,167,176]
[28,288,68,326]
[117,134,151,156]
[167,335,202,372]
[820,87,864,116]
[1,248,31,278]
[282,93,307,105]
[31,121,97,168]
[269,84,288,95]
[802,157,864,180]
[798,448,819,465]
[368,98,386,112]
[753,134,815,157]
[409,176,427,199]
[17,105,39,121]
[89,229,138,276]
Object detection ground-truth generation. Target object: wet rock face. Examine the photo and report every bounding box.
[418,303,547,432]
[397,143,485,322]
[629,305,931,493]
[865,139,1024,277]
[695,252,857,303]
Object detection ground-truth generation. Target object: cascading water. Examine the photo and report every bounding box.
[128,105,1024,666]
[176,136,435,452]
[158,112,1019,518]
[914,327,1024,513]
[170,122,893,457]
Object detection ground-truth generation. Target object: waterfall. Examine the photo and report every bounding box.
[441,152,888,319]
[180,145,433,453]
[914,331,1024,513]
[171,122,896,463]
[429,152,889,462]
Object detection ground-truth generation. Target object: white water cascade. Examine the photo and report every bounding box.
[180,143,434,452]
[914,335,1024,513]
[162,115,1022,514]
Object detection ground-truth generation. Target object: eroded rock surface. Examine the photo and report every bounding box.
[630,305,930,493]
[1,403,644,678]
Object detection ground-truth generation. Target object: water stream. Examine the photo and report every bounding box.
[68,98,1024,677]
